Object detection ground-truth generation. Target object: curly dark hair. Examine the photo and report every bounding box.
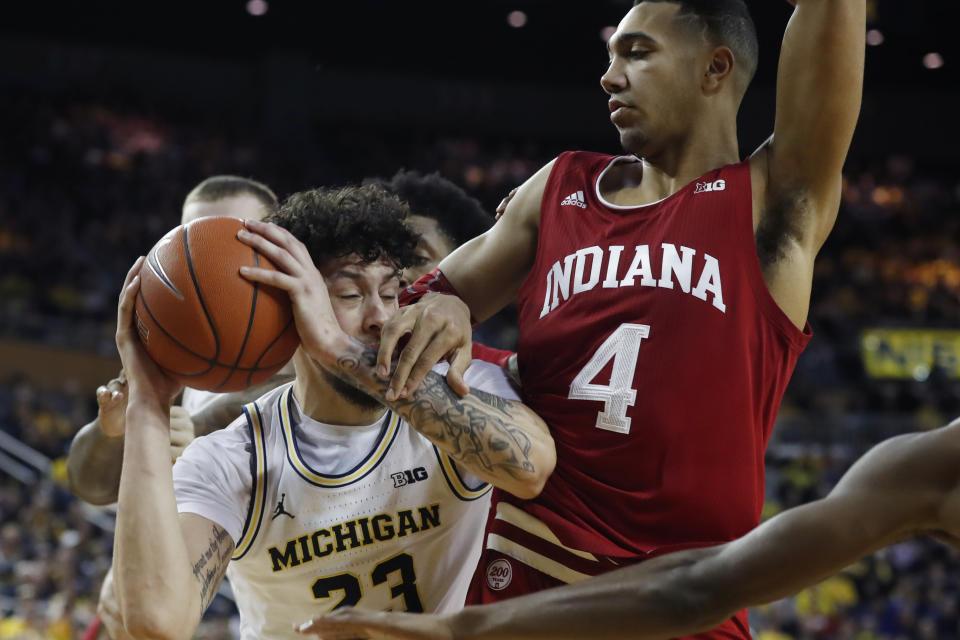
[267,184,424,270]
[366,170,492,248]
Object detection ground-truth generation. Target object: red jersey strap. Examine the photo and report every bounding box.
[400,268,479,326]
[400,269,459,305]
[401,269,515,366]
[471,342,514,368]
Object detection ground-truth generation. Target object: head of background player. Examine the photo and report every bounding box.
[267,184,422,415]
[366,170,492,285]
[181,175,278,225]
[603,0,758,159]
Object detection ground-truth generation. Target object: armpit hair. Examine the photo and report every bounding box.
[755,189,813,270]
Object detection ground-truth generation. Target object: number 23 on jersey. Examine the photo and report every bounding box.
[311,552,423,612]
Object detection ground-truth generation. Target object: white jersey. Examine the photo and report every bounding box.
[173,361,517,640]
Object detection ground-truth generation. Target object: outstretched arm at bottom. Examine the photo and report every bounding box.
[299,421,960,640]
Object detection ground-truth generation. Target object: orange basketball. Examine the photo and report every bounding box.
[134,216,299,392]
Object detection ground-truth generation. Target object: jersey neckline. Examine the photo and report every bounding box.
[593,154,707,211]
[278,386,402,487]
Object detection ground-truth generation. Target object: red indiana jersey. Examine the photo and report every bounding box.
[504,151,810,559]
[466,152,809,636]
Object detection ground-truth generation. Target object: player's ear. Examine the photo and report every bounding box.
[702,46,734,95]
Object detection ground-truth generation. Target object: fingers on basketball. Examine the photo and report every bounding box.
[135,218,300,392]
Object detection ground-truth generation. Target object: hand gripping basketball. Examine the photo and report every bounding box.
[116,257,183,409]
[237,219,344,366]
[134,217,299,392]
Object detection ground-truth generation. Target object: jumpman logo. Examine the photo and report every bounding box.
[271,493,295,520]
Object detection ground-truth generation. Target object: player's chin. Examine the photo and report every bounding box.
[618,129,650,157]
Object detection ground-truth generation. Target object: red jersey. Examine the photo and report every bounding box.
[471,342,513,368]
[502,151,810,560]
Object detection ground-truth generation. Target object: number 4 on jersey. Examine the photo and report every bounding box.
[568,323,650,434]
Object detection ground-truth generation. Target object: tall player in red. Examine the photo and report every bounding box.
[376,0,864,637]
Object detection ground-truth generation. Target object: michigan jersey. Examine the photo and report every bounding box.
[173,360,515,640]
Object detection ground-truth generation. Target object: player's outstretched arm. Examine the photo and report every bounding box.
[751,0,865,328]
[764,0,864,237]
[238,220,556,500]
[376,160,555,400]
[111,259,233,640]
[298,422,960,640]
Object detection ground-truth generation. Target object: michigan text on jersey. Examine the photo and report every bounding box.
[268,504,441,572]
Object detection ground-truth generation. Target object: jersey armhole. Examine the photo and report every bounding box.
[232,402,269,560]
[431,446,492,502]
[736,159,813,352]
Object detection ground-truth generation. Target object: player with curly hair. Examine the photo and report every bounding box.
[365,170,494,285]
[106,184,555,640]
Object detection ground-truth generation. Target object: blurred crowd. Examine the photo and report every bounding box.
[1,90,959,638]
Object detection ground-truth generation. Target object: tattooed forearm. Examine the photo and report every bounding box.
[332,338,547,488]
[192,524,232,611]
[398,374,536,478]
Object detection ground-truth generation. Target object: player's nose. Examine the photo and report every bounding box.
[601,61,627,95]
[364,297,394,335]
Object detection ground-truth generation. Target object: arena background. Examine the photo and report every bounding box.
[1,0,959,638]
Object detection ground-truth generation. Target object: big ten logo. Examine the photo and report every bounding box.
[485,558,513,591]
[694,179,726,194]
[391,467,429,488]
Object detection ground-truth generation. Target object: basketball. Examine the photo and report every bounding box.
[133,216,299,392]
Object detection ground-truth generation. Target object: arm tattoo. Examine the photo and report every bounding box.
[334,341,537,482]
[191,524,233,611]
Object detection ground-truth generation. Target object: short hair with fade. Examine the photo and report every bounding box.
[268,184,424,272]
[184,175,279,213]
[366,170,492,248]
[635,0,759,84]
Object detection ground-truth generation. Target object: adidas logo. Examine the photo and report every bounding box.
[560,190,587,209]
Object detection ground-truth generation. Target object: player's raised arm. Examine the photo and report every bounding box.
[761,0,865,249]
[299,421,960,640]
[110,259,233,640]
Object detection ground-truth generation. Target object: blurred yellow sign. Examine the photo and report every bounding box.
[861,329,960,380]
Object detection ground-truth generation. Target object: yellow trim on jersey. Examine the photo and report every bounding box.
[280,386,401,486]
[494,502,598,561]
[233,401,268,559]
[437,452,492,500]
[487,534,591,584]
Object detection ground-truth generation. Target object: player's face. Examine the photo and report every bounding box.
[180,194,269,225]
[401,215,455,286]
[601,3,706,157]
[321,255,400,346]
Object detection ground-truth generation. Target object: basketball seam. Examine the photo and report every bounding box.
[182,225,221,367]
[212,248,261,392]
[137,293,217,377]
